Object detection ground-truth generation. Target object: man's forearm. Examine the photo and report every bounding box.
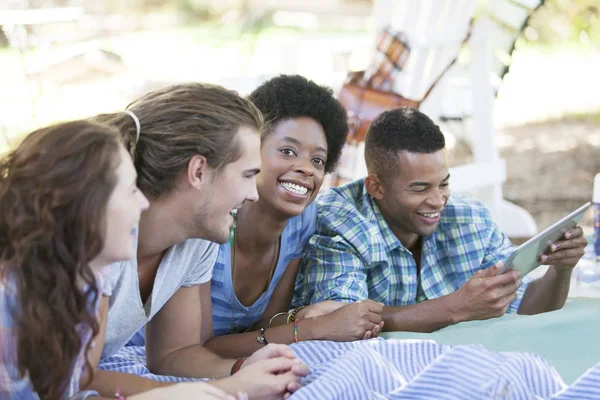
[382,294,461,333]
[148,344,236,379]
[518,266,571,315]
[87,369,169,398]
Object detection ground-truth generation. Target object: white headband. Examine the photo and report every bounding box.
[123,110,141,143]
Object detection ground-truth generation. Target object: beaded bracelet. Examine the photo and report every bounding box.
[286,305,306,324]
[293,319,300,343]
[230,357,248,375]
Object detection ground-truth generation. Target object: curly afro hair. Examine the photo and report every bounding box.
[249,74,348,173]
[365,107,445,182]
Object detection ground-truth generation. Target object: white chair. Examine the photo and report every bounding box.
[351,0,543,238]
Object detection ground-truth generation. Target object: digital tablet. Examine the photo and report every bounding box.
[497,202,590,276]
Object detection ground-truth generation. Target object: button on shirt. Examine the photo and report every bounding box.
[294,179,529,312]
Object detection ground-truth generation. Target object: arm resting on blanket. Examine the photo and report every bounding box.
[381,296,457,333]
[382,265,523,333]
[205,255,381,358]
[85,296,170,397]
[86,371,169,398]
[518,266,572,315]
[146,283,237,379]
[205,259,302,358]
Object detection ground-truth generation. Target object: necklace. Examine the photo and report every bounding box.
[229,212,280,334]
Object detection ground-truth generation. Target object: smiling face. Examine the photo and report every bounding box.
[373,149,450,247]
[257,117,328,217]
[193,126,262,243]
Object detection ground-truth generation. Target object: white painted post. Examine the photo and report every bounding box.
[469,14,503,219]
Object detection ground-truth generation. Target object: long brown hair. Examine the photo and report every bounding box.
[95,82,264,200]
[0,120,122,399]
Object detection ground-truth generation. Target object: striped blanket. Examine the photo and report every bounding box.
[99,339,600,399]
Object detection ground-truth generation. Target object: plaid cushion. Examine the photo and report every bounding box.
[363,26,410,91]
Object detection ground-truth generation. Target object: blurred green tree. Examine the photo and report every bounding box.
[527,0,599,45]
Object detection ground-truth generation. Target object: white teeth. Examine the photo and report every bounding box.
[280,181,308,195]
[421,212,440,218]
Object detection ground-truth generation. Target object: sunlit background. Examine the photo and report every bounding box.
[1,0,599,234]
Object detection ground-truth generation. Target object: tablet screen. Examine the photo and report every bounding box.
[497,202,590,276]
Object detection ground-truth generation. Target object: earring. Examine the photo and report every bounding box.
[230,210,237,229]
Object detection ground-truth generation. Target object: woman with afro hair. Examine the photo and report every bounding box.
[206,75,385,359]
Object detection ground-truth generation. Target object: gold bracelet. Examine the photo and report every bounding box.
[268,312,288,328]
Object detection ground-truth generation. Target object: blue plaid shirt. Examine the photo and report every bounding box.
[294,179,529,313]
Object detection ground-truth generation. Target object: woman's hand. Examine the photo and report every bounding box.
[213,357,309,400]
[243,343,297,366]
[311,300,384,342]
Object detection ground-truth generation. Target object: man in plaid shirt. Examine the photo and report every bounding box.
[294,107,587,332]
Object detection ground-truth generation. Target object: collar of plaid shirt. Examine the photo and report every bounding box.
[296,178,523,311]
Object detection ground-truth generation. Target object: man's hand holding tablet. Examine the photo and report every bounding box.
[497,203,590,277]
[450,261,521,321]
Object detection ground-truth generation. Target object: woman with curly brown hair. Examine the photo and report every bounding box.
[0,120,251,400]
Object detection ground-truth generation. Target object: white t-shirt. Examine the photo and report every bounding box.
[101,231,217,359]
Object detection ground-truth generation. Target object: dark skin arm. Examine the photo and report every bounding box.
[518,227,587,314]
[382,263,521,332]
[205,259,383,359]
[204,260,300,359]
[382,227,587,331]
